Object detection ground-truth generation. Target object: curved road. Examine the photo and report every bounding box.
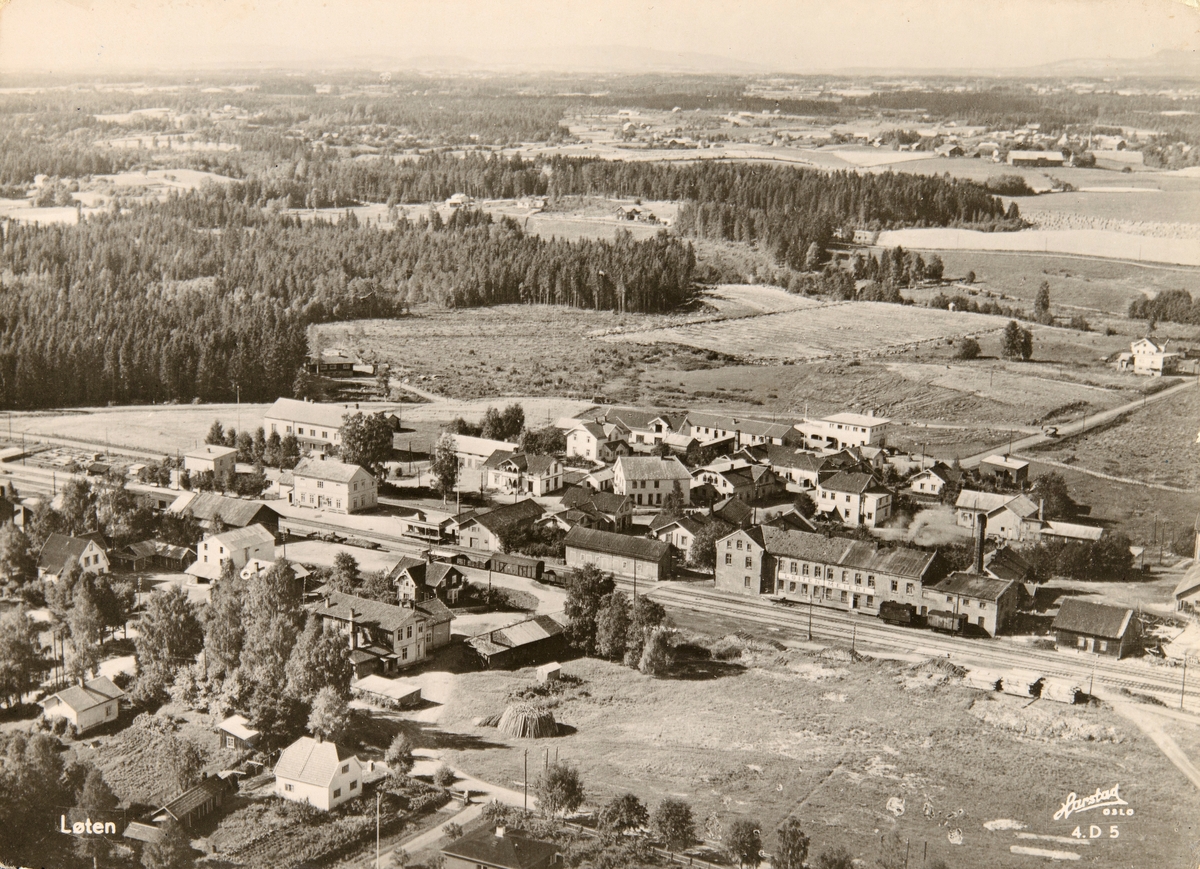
[957,377,1196,469]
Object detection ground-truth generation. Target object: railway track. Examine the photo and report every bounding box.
[620,578,1191,701]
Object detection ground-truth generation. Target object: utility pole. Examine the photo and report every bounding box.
[852,622,856,655]
[524,749,528,812]
[376,790,381,868]
[808,596,813,641]
[1183,657,1189,711]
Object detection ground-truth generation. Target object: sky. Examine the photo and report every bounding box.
[0,0,1197,74]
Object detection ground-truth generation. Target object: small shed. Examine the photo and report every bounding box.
[217,714,260,751]
[351,675,423,708]
[151,775,234,830]
[536,662,561,684]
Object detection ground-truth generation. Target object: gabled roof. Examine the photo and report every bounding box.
[955,489,1036,516]
[752,526,853,564]
[915,462,962,485]
[766,509,817,533]
[561,488,630,515]
[650,512,706,536]
[442,826,560,869]
[174,492,278,527]
[265,397,353,430]
[930,572,1015,602]
[570,421,608,441]
[209,524,275,550]
[294,457,371,484]
[820,471,890,496]
[452,435,520,457]
[1052,598,1134,639]
[469,499,545,535]
[714,496,753,527]
[484,450,518,470]
[565,526,669,561]
[762,446,827,473]
[605,408,681,432]
[38,533,99,571]
[1042,521,1104,542]
[840,541,938,578]
[274,736,358,787]
[317,591,453,633]
[683,412,796,440]
[615,456,692,481]
[41,676,124,714]
[155,776,231,822]
[218,714,260,742]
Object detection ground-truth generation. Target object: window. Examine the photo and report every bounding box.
[350,780,358,790]
[402,647,409,660]
[342,764,349,774]
[890,580,898,592]
[744,577,751,588]
[906,583,914,595]
[745,557,753,568]
[725,553,732,565]
[867,595,874,606]
[790,561,797,573]
[977,616,985,627]
[284,783,294,792]
[737,540,743,550]
[841,570,847,582]
[867,575,875,588]
[801,584,808,595]
[854,573,862,585]
[336,500,342,509]
[840,591,848,602]
[317,481,324,489]
[726,541,732,549]
[788,582,796,592]
[845,494,850,503]
[1099,640,1108,652]
[333,788,342,798]
[826,567,834,579]
[654,481,660,489]
[322,431,328,439]
[407,626,413,639]
[802,564,810,576]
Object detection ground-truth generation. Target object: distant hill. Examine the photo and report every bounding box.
[1024,48,1200,79]
[390,45,765,75]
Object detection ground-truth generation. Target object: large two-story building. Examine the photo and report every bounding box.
[314,591,454,675]
[815,471,893,528]
[795,412,890,450]
[292,457,378,514]
[613,456,692,507]
[263,397,354,453]
[714,526,938,615]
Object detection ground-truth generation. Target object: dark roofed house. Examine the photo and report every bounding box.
[391,558,467,605]
[564,526,671,581]
[442,826,562,869]
[314,591,454,674]
[151,775,234,830]
[466,614,568,669]
[561,488,634,532]
[38,533,110,580]
[457,499,545,551]
[172,492,280,534]
[1052,599,1142,659]
[713,496,754,529]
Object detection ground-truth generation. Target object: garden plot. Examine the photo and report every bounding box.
[603,301,1006,361]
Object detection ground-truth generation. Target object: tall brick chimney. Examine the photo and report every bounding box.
[973,514,987,574]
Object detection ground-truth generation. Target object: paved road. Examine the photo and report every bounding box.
[958,377,1197,469]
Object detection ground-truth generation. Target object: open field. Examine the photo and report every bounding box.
[431,649,1200,869]
[876,226,1200,267]
[905,251,1200,317]
[602,299,1008,361]
[1026,383,1200,490]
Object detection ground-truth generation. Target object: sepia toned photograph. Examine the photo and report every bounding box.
[0,1,1198,866]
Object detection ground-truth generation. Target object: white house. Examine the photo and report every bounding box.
[187,524,276,582]
[274,736,363,811]
[37,533,110,581]
[564,422,628,463]
[40,676,124,734]
[483,452,563,496]
[293,457,378,514]
[451,435,520,469]
[1116,338,1183,377]
[613,456,693,507]
[263,397,353,453]
[680,412,796,448]
[816,471,893,528]
[796,412,890,450]
[954,490,1042,542]
[908,463,961,499]
[183,444,238,479]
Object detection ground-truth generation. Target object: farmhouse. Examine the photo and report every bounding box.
[1007,149,1066,167]
[467,614,568,669]
[112,540,195,572]
[217,714,260,750]
[484,451,564,496]
[456,499,545,551]
[1052,599,1142,658]
[979,454,1030,487]
[580,467,614,492]
[274,736,363,811]
[168,491,280,533]
[314,591,454,674]
[908,462,961,500]
[304,348,365,375]
[292,457,378,513]
[1115,338,1183,376]
[613,456,692,507]
[717,526,938,615]
[38,533,110,581]
[40,676,124,734]
[590,408,682,448]
[442,826,562,869]
[186,524,275,582]
[453,435,521,469]
[816,471,893,528]
[390,556,467,604]
[796,412,890,450]
[182,444,238,479]
[924,572,1020,637]
[692,464,783,504]
[263,397,354,453]
[564,526,672,581]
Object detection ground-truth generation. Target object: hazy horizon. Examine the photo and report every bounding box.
[0,0,1198,76]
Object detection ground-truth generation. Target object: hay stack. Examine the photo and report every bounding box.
[497,703,558,739]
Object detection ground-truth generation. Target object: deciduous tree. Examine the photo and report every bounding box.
[653,798,694,851]
[599,793,648,834]
[564,564,615,655]
[773,818,809,869]
[307,685,354,741]
[340,411,396,477]
[534,760,584,817]
[595,591,631,661]
[431,433,459,499]
[134,585,204,703]
[285,619,352,702]
[726,819,762,868]
[0,607,41,708]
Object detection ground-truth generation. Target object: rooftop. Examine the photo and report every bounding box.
[172,491,277,527]
[42,676,124,714]
[565,526,670,562]
[981,455,1030,471]
[184,444,238,460]
[615,456,692,481]
[209,523,276,550]
[930,572,1015,602]
[442,826,560,869]
[821,412,891,427]
[274,736,358,787]
[294,456,372,484]
[1052,599,1134,639]
[265,397,354,430]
